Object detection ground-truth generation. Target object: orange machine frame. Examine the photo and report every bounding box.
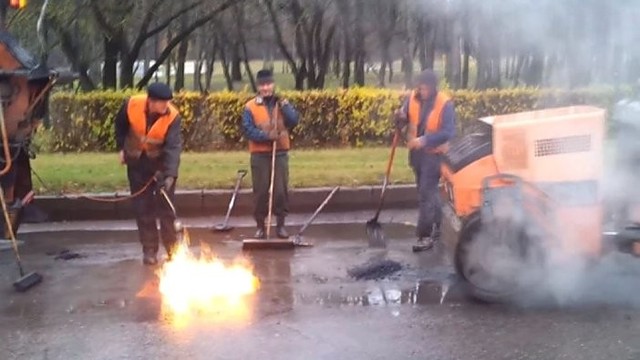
[441,106,606,257]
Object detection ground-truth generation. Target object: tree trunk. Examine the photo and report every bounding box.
[218,38,234,91]
[339,6,352,88]
[102,36,119,89]
[424,22,437,70]
[353,0,366,86]
[174,36,189,91]
[461,39,470,89]
[231,42,242,81]
[204,39,218,91]
[402,47,413,88]
[444,18,461,89]
[120,54,135,89]
[240,36,256,92]
[333,46,340,78]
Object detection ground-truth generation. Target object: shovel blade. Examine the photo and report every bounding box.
[213,224,233,232]
[292,235,314,248]
[366,221,387,248]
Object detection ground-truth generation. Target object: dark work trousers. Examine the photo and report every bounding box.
[250,151,289,226]
[409,150,442,239]
[126,156,177,255]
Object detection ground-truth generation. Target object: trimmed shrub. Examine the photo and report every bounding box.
[45,87,621,152]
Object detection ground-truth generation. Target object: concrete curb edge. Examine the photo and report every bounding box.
[32,184,418,222]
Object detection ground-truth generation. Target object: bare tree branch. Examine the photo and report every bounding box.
[136,0,241,88]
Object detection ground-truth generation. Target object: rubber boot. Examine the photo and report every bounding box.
[254,219,266,239]
[276,217,289,239]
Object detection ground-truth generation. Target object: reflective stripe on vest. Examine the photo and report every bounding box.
[124,94,178,159]
[407,91,451,154]
[246,98,290,153]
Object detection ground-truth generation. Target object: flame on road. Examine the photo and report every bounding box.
[157,230,260,328]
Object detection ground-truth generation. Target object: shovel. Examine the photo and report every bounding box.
[366,128,401,248]
[213,169,247,232]
[292,186,340,247]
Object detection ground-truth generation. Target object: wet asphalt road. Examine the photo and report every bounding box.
[1,218,639,360]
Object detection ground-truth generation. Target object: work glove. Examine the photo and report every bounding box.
[267,129,280,141]
[153,171,174,191]
[278,98,290,107]
[163,176,175,191]
[394,109,408,129]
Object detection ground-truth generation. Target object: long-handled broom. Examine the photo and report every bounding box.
[0,189,42,292]
[243,103,296,251]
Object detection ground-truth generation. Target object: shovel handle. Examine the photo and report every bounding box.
[222,169,247,224]
[297,186,340,236]
[373,129,401,219]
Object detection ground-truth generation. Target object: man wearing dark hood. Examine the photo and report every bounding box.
[395,70,457,252]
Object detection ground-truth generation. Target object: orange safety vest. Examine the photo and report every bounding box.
[123,94,179,159]
[407,91,451,153]
[245,97,290,153]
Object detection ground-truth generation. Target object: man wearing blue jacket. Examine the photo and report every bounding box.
[395,70,457,252]
[242,69,300,239]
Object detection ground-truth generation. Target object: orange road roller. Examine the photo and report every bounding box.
[437,105,631,302]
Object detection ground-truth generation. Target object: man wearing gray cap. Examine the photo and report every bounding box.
[114,82,183,265]
[395,70,457,252]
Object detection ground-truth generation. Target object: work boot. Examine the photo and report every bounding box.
[253,217,266,239]
[142,248,158,266]
[276,217,289,239]
[143,253,158,266]
[412,237,435,253]
[165,244,176,262]
[431,224,441,242]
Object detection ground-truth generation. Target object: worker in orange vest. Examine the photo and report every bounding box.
[114,83,182,265]
[242,69,300,239]
[395,70,457,252]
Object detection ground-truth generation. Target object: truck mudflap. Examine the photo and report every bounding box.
[446,174,551,303]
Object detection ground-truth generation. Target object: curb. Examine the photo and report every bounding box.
[32,185,419,222]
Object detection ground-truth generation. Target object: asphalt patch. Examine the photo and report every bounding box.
[347,259,403,280]
[48,249,85,261]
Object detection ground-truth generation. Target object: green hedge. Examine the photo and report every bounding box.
[44,87,621,152]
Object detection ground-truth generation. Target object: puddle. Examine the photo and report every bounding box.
[295,279,470,307]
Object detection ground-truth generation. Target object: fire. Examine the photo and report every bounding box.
[156,229,260,328]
